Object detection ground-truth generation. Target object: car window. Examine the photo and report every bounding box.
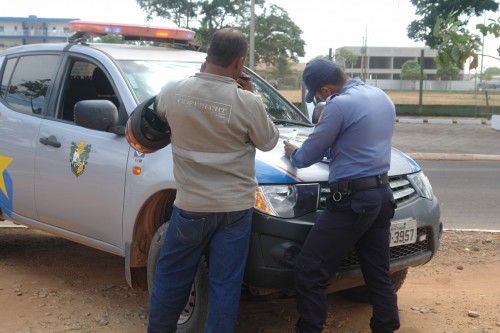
[58,59,120,122]
[117,60,201,103]
[249,71,309,123]
[4,55,59,115]
[0,57,17,100]
[117,59,309,125]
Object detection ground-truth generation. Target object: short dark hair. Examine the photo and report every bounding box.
[207,28,248,68]
[322,67,348,86]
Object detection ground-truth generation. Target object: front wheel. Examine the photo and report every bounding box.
[147,222,210,333]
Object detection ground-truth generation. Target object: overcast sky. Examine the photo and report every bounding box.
[7,0,499,70]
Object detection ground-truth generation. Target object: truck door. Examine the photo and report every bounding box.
[34,58,129,249]
[0,54,60,220]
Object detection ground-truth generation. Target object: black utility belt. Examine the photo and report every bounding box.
[329,173,389,201]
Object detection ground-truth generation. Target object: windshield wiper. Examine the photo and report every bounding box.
[273,119,313,127]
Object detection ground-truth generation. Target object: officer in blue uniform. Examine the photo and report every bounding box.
[284,59,400,333]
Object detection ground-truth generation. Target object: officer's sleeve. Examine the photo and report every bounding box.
[247,97,279,152]
[291,104,343,168]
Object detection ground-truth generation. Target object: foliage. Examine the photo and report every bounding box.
[270,56,294,78]
[135,0,197,28]
[93,35,124,44]
[135,0,305,69]
[401,60,423,81]
[334,48,359,71]
[480,67,500,81]
[476,17,500,39]
[476,17,500,59]
[251,4,305,65]
[432,12,481,70]
[436,65,461,80]
[407,0,498,48]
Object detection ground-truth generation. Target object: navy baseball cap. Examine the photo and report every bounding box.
[303,59,338,103]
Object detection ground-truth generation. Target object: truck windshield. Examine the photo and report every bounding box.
[118,60,311,125]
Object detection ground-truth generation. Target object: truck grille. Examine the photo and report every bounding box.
[319,175,419,209]
[339,227,429,268]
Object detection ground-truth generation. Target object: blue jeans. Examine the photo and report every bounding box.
[148,206,253,333]
[295,186,400,333]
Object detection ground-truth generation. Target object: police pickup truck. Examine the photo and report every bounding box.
[0,22,441,332]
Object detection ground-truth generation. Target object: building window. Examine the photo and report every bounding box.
[0,26,4,33]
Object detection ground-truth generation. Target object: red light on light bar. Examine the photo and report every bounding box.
[156,31,170,38]
[68,20,196,41]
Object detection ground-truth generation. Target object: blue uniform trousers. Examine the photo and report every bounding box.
[294,185,400,333]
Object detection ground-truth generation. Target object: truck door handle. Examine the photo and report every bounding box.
[39,135,61,148]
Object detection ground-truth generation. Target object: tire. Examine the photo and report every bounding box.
[339,268,409,303]
[147,222,210,333]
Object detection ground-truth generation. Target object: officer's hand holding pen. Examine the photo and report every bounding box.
[283,140,298,158]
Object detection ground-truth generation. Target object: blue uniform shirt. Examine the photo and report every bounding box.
[291,78,395,183]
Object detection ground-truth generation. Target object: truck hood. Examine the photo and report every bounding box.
[255,125,421,184]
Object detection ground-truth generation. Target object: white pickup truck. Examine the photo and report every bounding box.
[0,26,441,332]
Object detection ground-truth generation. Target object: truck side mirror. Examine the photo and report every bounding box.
[74,100,121,133]
[311,102,325,124]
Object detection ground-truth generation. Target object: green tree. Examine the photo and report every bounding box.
[135,0,197,28]
[252,5,305,65]
[135,0,305,68]
[432,14,500,71]
[436,65,461,80]
[334,48,359,76]
[136,0,264,47]
[268,56,296,88]
[480,67,500,81]
[432,12,481,70]
[407,0,498,48]
[401,60,424,89]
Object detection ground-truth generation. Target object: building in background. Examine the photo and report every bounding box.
[338,46,441,80]
[0,15,77,49]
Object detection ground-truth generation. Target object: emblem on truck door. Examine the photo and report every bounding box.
[69,141,92,177]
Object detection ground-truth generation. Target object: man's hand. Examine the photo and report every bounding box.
[237,74,253,92]
[283,140,298,158]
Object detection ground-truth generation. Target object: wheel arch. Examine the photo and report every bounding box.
[125,189,175,290]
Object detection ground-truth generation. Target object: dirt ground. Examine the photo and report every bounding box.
[0,227,498,333]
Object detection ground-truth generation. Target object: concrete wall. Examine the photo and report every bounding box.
[366,79,477,91]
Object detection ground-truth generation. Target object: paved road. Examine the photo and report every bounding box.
[418,160,500,231]
[393,118,500,159]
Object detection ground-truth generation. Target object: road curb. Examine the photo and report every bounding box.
[444,228,500,233]
[396,118,491,125]
[408,153,500,161]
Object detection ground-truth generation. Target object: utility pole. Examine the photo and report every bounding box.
[418,49,424,113]
[249,0,255,69]
[360,37,365,79]
[360,26,368,79]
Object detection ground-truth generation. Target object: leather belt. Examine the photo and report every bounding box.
[329,173,389,201]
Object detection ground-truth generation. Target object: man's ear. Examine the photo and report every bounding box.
[233,56,245,75]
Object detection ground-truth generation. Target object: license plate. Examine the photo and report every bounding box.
[390,220,417,247]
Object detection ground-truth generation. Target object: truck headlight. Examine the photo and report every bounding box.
[407,171,433,200]
[255,184,320,218]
